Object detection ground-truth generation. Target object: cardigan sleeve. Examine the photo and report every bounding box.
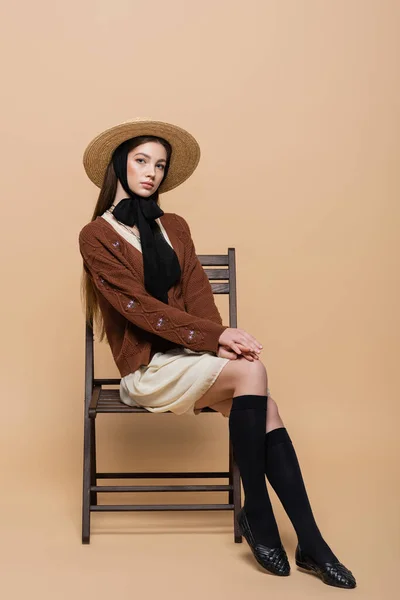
[79,227,228,354]
[178,215,225,326]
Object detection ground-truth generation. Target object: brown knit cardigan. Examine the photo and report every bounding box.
[78,213,228,377]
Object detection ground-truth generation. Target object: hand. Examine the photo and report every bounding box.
[217,345,237,360]
[217,343,260,362]
[218,327,263,357]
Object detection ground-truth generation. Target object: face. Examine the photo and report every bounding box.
[126,141,168,197]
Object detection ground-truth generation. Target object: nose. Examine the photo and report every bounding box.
[146,164,156,179]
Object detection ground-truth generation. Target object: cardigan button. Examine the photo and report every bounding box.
[112,240,120,248]
[126,299,135,309]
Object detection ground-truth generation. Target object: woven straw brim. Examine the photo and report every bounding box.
[82,118,201,193]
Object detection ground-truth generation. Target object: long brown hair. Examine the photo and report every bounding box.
[80,135,172,342]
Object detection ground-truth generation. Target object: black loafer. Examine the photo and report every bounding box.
[295,544,356,588]
[237,508,290,576]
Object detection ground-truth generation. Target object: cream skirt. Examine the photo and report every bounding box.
[119,347,231,416]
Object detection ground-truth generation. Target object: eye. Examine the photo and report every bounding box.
[136,158,145,164]
[157,164,165,170]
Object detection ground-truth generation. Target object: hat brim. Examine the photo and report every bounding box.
[83,118,201,193]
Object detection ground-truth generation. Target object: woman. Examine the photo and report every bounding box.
[79,118,356,588]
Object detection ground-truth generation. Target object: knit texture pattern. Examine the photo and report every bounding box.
[79,213,228,377]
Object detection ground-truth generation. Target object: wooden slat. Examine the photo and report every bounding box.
[94,378,121,386]
[91,484,232,492]
[97,471,230,479]
[91,503,234,512]
[95,406,217,414]
[198,255,229,266]
[204,268,229,280]
[98,389,120,399]
[211,282,229,293]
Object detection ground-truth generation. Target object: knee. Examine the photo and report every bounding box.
[244,358,268,383]
[267,396,280,418]
[233,358,268,386]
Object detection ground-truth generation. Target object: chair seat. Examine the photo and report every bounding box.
[91,386,217,415]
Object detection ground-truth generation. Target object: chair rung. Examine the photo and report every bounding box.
[90,503,234,512]
[91,484,232,492]
[96,471,230,479]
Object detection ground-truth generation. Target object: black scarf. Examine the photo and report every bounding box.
[111,141,181,304]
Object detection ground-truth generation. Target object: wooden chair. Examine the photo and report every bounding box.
[82,248,242,544]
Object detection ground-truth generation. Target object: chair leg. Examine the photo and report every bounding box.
[82,413,93,544]
[229,437,242,543]
[90,420,97,506]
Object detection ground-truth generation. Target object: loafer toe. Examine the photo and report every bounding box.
[295,544,356,588]
[237,508,290,576]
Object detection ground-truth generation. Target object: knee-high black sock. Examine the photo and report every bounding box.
[229,394,281,547]
[265,427,338,563]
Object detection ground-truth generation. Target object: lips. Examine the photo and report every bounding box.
[141,182,154,188]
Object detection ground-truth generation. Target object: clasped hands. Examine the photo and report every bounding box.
[217,327,262,362]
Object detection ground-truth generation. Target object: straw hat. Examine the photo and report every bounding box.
[82,117,201,193]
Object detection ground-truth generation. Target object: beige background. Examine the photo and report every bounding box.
[1,0,398,598]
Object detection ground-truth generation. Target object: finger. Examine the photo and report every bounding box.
[231,343,242,354]
[231,343,259,360]
[234,348,257,361]
[237,342,261,356]
[237,338,262,353]
[237,330,262,349]
[239,329,262,345]
[237,353,254,361]
[220,344,239,357]
[237,341,253,351]
[238,348,259,359]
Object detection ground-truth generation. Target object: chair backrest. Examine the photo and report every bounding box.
[84,248,237,402]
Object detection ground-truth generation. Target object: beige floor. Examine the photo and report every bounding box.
[2,419,398,600]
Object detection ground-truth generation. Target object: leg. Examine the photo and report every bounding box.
[194,356,283,428]
[264,427,339,562]
[200,387,285,434]
[195,358,355,586]
[195,358,290,575]
[210,394,284,433]
[193,356,266,412]
[264,426,356,587]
